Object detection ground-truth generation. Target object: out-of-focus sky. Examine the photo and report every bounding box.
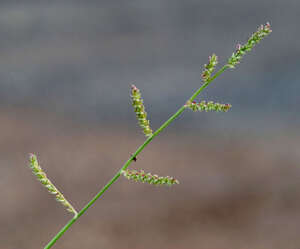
[0,0,298,132]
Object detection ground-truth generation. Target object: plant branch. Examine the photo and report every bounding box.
[44,64,229,249]
[43,20,272,249]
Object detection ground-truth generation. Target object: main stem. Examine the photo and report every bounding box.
[44,65,229,249]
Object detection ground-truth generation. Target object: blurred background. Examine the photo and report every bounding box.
[0,1,300,248]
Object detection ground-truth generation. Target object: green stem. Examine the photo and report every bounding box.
[44,65,229,249]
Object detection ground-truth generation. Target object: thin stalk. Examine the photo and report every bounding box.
[44,65,229,249]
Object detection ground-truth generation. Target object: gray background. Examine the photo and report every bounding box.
[0,0,298,131]
[1,1,300,249]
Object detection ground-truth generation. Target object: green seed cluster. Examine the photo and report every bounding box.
[121,169,179,186]
[228,22,272,68]
[201,53,218,82]
[29,154,77,215]
[185,100,231,112]
[131,85,153,138]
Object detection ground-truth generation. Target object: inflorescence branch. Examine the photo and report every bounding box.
[201,54,218,83]
[227,22,272,69]
[29,154,78,216]
[121,169,179,186]
[185,100,232,112]
[33,22,271,249]
[131,84,153,138]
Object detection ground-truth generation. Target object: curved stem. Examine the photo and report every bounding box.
[44,65,229,249]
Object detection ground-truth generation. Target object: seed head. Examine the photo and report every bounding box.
[121,169,179,186]
[131,85,153,138]
[28,154,77,215]
[227,22,272,69]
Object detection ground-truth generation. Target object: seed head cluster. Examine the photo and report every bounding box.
[185,100,231,112]
[121,169,179,186]
[227,22,272,68]
[201,53,218,82]
[29,154,77,215]
[131,85,153,138]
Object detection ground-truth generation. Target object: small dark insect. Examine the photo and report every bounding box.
[131,154,137,162]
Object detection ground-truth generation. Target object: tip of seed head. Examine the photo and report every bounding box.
[29,153,35,159]
[131,84,139,92]
[236,43,242,51]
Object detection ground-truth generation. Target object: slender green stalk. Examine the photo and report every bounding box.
[43,65,229,249]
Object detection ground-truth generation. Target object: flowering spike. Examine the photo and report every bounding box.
[130,84,153,137]
[121,169,179,186]
[28,154,77,216]
[227,22,272,68]
[201,53,218,83]
[185,100,231,112]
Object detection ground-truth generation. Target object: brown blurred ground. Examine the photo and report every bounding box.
[1,108,300,249]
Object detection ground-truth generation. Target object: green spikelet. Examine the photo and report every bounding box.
[29,154,77,216]
[131,84,153,137]
[121,169,179,186]
[201,53,218,83]
[185,100,232,112]
[228,22,272,68]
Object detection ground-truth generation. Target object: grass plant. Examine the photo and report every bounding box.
[28,23,272,248]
